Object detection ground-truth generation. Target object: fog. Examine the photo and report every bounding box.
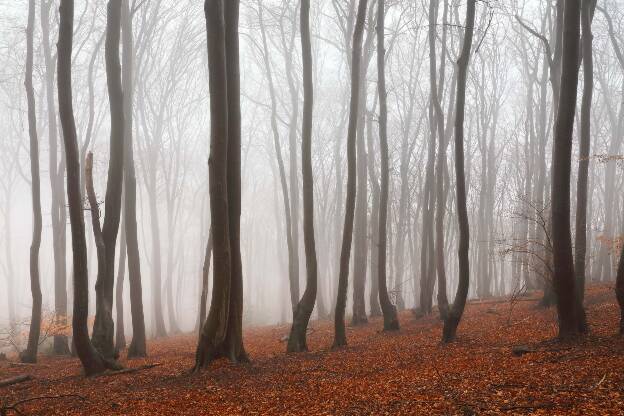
[1,0,623,356]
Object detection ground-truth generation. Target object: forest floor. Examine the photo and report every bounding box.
[1,283,623,415]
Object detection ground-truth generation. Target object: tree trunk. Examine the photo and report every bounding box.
[122,0,147,358]
[21,0,43,364]
[115,213,127,352]
[257,0,297,316]
[223,0,247,362]
[376,0,399,331]
[334,0,368,348]
[551,0,587,338]
[287,0,318,352]
[429,0,450,320]
[198,227,213,333]
[574,0,595,305]
[195,0,247,370]
[58,0,107,375]
[442,0,475,343]
[91,0,126,360]
[616,236,624,334]
[366,107,381,317]
[41,0,71,356]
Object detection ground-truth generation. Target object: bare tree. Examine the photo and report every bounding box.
[334,0,368,348]
[21,0,43,364]
[58,0,108,375]
[287,0,318,352]
[376,0,398,331]
[122,0,147,358]
[574,0,596,304]
[91,0,126,360]
[550,0,587,338]
[195,0,247,370]
[442,0,475,343]
[41,0,71,355]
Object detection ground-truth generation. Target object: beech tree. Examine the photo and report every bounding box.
[376,0,398,331]
[58,0,110,376]
[195,0,247,369]
[287,0,318,352]
[550,0,587,338]
[91,0,126,360]
[21,0,43,364]
[442,0,475,343]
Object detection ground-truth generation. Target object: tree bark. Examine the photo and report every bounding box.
[195,0,247,370]
[41,0,70,356]
[92,0,126,360]
[429,0,450,319]
[616,234,624,334]
[257,0,297,316]
[376,0,399,331]
[122,0,147,358]
[58,0,107,375]
[21,0,43,364]
[287,0,318,352]
[442,0,475,343]
[366,108,381,318]
[551,0,587,338]
[115,212,127,351]
[574,0,595,305]
[198,227,213,333]
[334,0,368,348]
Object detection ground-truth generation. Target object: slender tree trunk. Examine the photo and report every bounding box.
[574,0,595,304]
[122,0,146,358]
[115,212,127,351]
[429,0,450,319]
[616,235,624,334]
[148,180,167,337]
[58,0,107,375]
[441,0,475,343]
[287,0,318,352]
[92,0,126,360]
[352,24,372,325]
[21,0,43,364]
[257,0,297,316]
[366,108,381,317]
[551,0,587,338]
[334,0,368,348]
[198,227,213,333]
[41,0,71,356]
[376,0,398,331]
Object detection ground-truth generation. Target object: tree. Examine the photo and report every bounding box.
[91,0,126,360]
[287,0,318,353]
[574,0,596,304]
[550,0,587,338]
[195,0,247,370]
[58,0,108,375]
[21,0,43,364]
[198,226,213,333]
[442,0,475,343]
[41,0,71,356]
[429,0,450,318]
[334,0,368,348]
[256,0,298,316]
[376,0,399,331]
[122,0,147,358]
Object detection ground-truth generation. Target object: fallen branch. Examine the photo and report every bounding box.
[0,375,32,388]
[500,402,554,411]
[95,363,161,378]
[1,394,86,415]
[8,362,48,369]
